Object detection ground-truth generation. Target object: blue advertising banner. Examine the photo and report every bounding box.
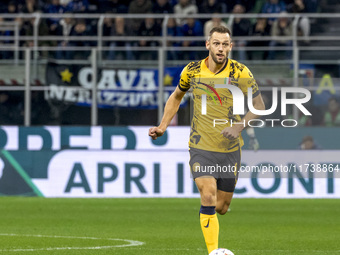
[45,62,186,109]
[0,126,339,198]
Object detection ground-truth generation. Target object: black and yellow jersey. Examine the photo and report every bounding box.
[178,57,260,153]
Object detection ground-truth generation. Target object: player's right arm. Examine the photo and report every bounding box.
[149,63,192,140]
[149,86,186,140]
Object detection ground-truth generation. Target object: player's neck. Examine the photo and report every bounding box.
[205,57,227,74]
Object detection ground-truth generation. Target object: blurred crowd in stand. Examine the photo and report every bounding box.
[0,0,319,60]
[1,0,337,128]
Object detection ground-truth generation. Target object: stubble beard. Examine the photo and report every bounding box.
[211,51,227,65]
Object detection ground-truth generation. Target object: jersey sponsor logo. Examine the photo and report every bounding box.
[197,79,223,106]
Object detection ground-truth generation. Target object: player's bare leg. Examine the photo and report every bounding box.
[216,190,234,215]
[196,177,217,206]
[195,177,219,253]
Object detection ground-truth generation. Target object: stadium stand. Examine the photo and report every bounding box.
[0,0,339,128]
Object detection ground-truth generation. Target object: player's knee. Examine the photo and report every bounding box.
[216,200,231,215]
[201,193,216,206]
[216,204,229,215]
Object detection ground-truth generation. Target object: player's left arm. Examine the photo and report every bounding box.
[221,94,265,139]
[240,93,265,128]
[221,66,265,139]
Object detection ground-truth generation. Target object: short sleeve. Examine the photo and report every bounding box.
[177,64,191,92]
[239,66,260,98]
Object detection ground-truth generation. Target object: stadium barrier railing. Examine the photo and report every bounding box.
[0,13,340,126]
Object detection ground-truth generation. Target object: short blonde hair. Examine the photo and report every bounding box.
[208,25,232,40]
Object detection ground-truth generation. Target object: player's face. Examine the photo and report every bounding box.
[206,32,232,65]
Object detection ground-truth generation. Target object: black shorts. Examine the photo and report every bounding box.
[189,147,241,192]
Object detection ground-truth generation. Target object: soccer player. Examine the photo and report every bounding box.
[149,25,265,253]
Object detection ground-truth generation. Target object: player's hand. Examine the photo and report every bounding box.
[148,127,165,140]
[220,126,241,139]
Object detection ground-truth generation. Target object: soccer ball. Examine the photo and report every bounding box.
[209,248,235,255]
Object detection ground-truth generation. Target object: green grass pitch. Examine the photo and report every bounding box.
[0,197,339,255]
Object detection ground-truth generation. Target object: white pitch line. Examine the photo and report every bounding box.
[0,234,338,253]
[107,247,340,253]
[0,233,144,252]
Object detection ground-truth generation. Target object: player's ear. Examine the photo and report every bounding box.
[205,39,210,50]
